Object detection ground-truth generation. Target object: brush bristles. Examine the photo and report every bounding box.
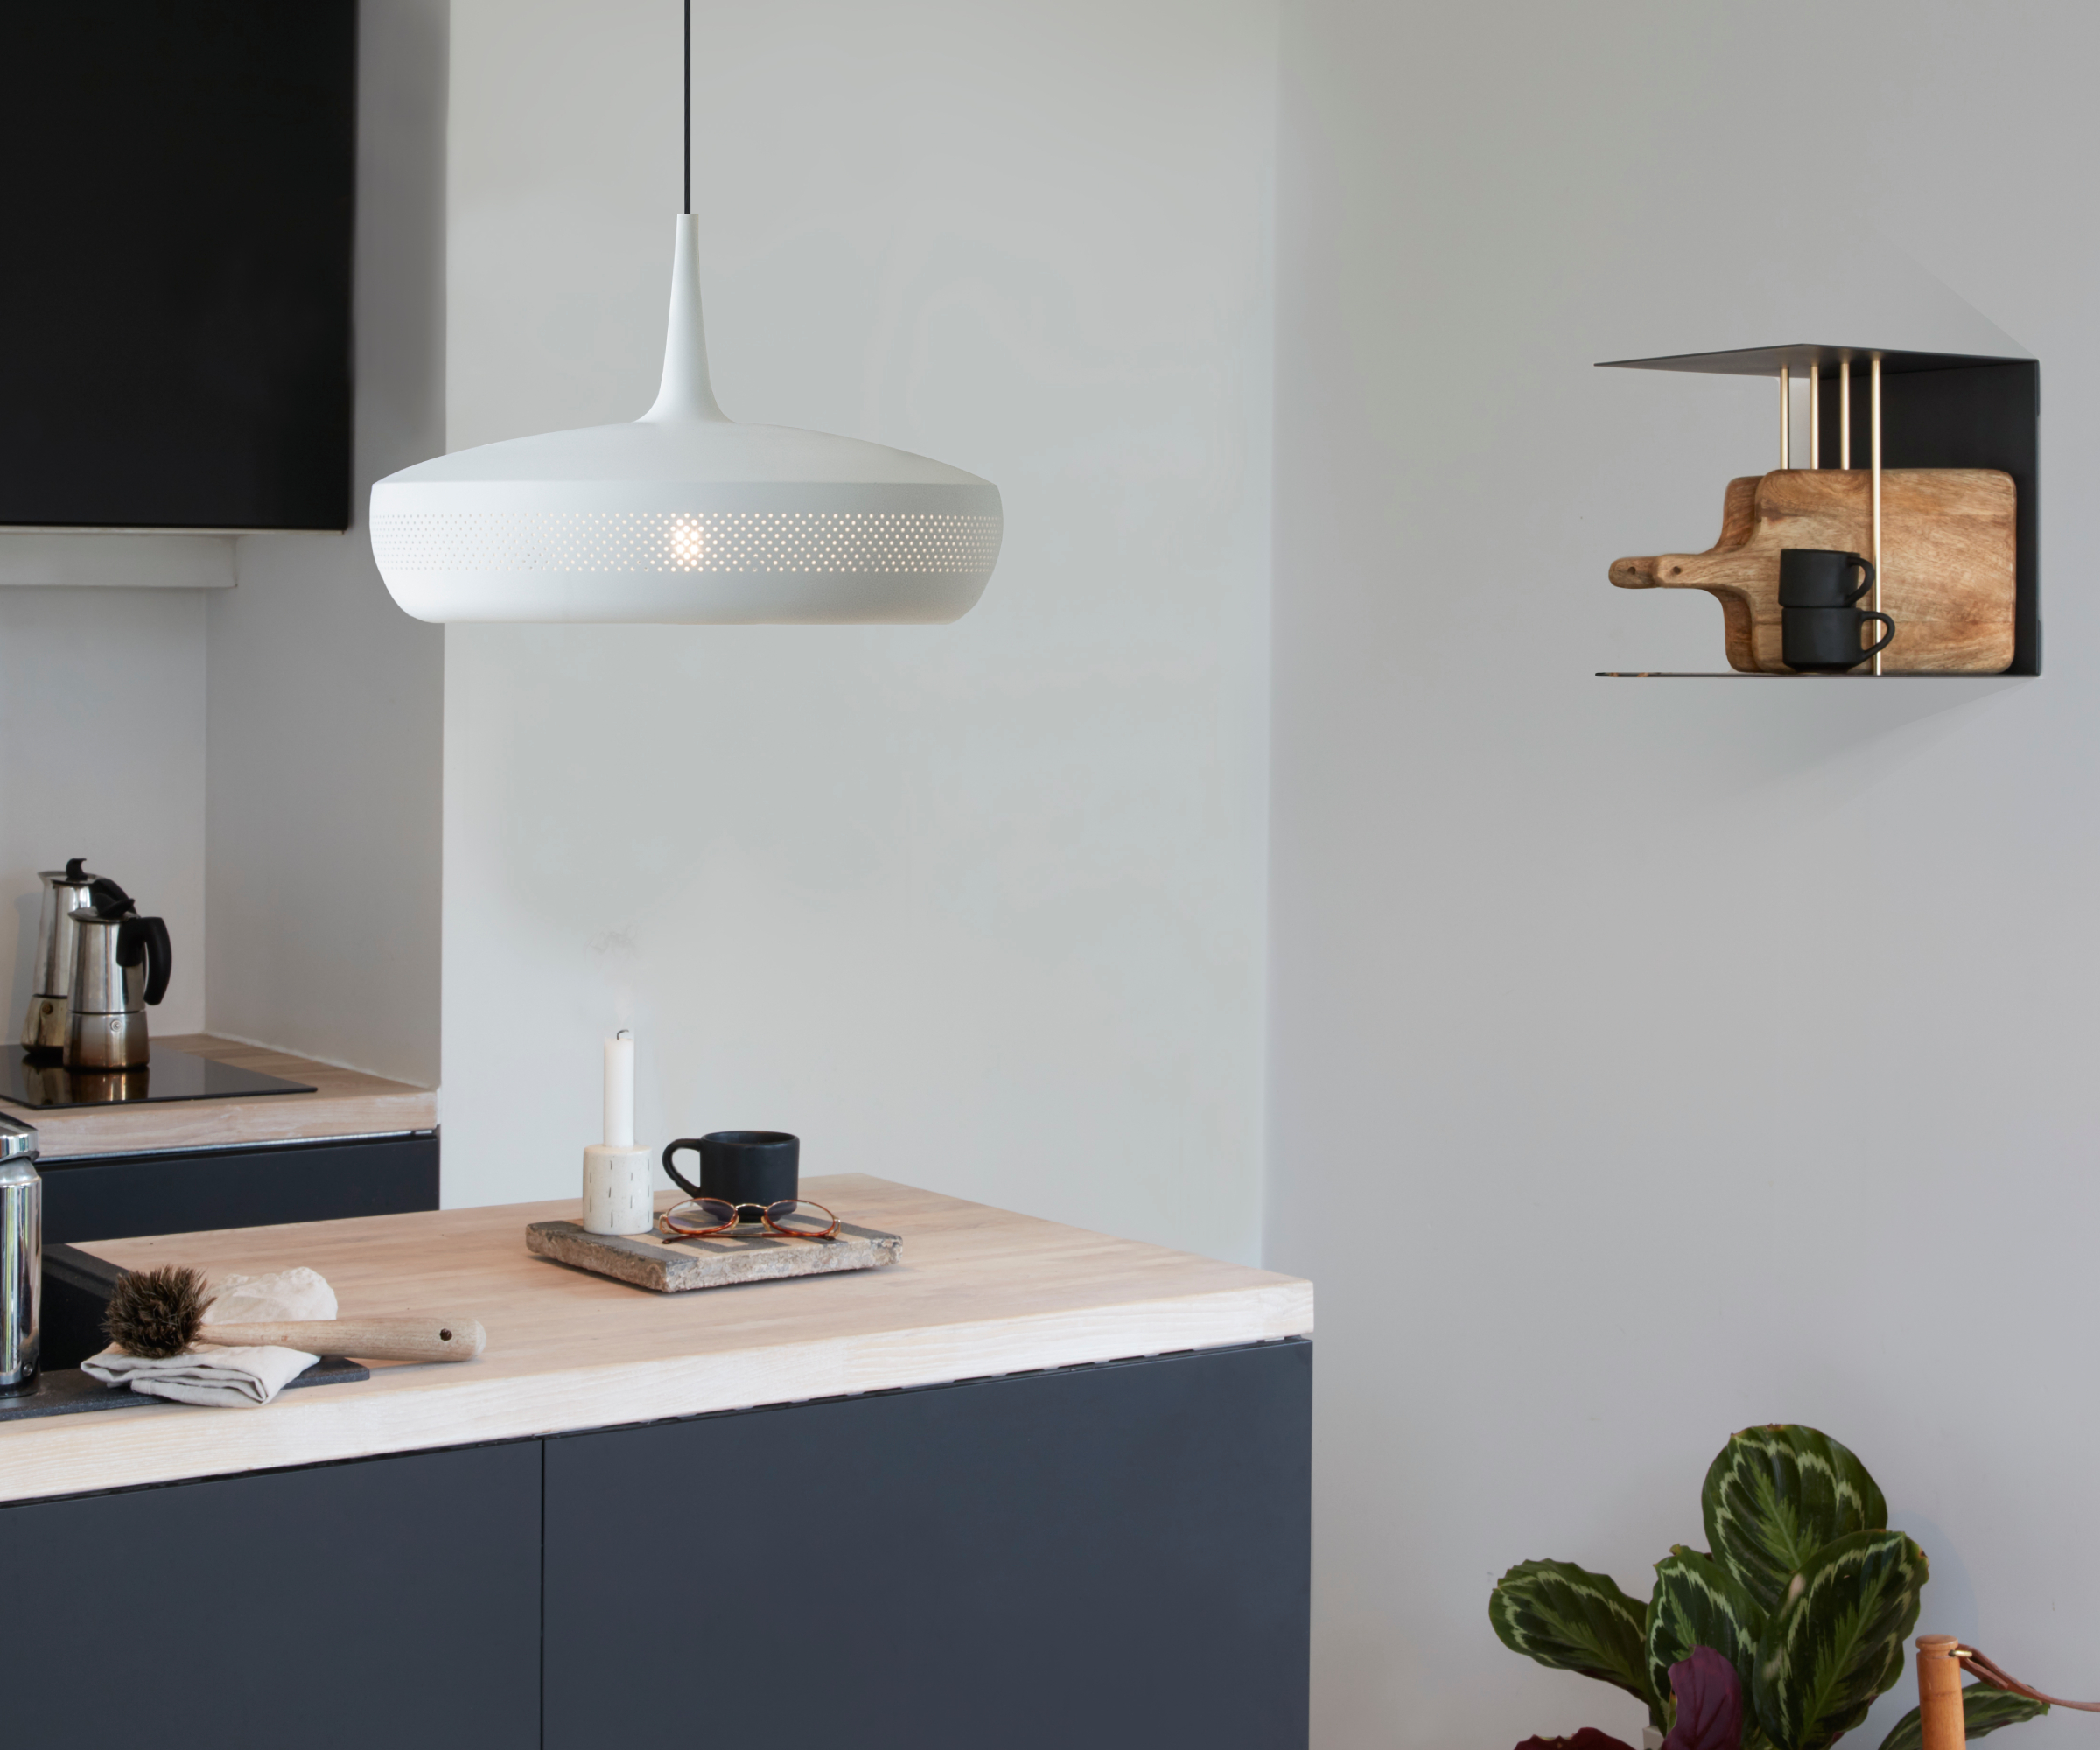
[103,1264,214,1359]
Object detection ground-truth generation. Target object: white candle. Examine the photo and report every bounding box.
[604,1032,634,1148]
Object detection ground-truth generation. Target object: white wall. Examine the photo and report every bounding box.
[0,589,206,1040]
[439,0,1276,1258]
[1270,2,2100,1746]
[203,0,446,1085]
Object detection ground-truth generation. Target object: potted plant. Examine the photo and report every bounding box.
[1491,1424,2049,1749]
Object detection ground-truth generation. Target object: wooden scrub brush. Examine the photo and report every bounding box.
[105,1265,486,1363]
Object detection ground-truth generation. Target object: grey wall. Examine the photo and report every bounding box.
[1270,2,2100,1745]
[203,0,446,1084]
[0,589,207,1040]
[438,0,1276,1256]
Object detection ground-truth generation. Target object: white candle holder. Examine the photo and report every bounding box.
[583,1144,653,1236]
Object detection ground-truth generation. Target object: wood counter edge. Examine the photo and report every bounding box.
[0,1279,1313,1504]
[0,1034,438,1159]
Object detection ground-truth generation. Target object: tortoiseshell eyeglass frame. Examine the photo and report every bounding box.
[655,1197,840,1242]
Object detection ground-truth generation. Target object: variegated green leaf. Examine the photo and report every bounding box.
[1648,1546,1765,1710]
[1491,1558,1663,1728]
[1749,1529,1927,1750]
[1703,1426,1888,1614]
[1875,1684,2049,1750]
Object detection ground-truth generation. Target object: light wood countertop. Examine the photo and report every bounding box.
[0,1174,1312,1503]
[2,1034,437,1160]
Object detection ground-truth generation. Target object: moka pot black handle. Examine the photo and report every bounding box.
[116,915,172,1006]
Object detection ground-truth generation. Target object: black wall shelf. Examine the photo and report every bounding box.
[1596,345,2039,678]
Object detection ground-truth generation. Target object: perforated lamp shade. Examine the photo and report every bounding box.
[369,216,1003,625]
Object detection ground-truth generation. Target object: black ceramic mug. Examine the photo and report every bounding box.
[662,1130,799,1218]
[1783,606,1895,672]
[1779,548,1876,607]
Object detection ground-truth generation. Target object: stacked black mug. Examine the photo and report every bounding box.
[1780,550,1894,672]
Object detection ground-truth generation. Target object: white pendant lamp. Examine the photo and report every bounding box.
[368,7,1001,626]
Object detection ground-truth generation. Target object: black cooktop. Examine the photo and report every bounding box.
[3,1047,317,1110]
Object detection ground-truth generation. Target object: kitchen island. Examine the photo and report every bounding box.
[5,1175,1312,1748]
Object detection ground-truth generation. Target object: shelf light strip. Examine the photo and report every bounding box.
[1840,361,1851,469]
[1779,366,1789,469]
[1810,365,1820,469]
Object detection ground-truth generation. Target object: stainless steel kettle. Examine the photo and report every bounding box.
[65,889,172,1071]
[0,1114,38,1397]
[20,859,102,1057]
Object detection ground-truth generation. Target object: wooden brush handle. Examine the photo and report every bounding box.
[197,1316,486,1362]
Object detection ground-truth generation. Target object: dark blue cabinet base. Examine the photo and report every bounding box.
[547,1340,1312,1749]
[39,1130,440,1245]
[8,1339,1312,1749]
[10,1441,542,1748]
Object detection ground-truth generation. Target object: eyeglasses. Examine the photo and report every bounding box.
[656,1197,840,1242]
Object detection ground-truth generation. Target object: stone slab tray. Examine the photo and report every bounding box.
[526,1217,902,1293]
[0,1354,372,1423]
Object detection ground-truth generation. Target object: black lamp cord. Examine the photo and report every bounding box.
[682,0,691,214]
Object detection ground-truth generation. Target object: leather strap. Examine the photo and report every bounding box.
[1960,1646,2100,1712]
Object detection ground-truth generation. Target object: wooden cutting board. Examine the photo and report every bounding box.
[1610,469,2015,673]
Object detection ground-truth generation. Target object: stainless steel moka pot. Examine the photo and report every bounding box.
[0,1114,39,1397]
[21,859,102,1057]
[65,891,171,1072]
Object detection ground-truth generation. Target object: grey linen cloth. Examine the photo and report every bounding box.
[82,1266,335,1407]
